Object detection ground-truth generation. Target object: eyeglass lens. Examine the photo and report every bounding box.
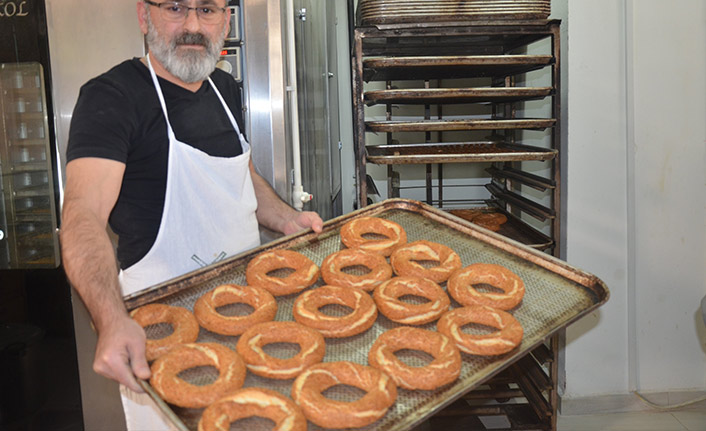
[158,2,224,23]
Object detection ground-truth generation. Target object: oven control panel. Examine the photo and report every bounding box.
[217,1,243,82]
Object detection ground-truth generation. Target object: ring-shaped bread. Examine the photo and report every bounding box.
[449,209,508,232]
[149,342,247,408]
[447,263,525,310]
[320,248,392,291]
[130,303,199,361]
[193,284,277,335]
[472,213,508,232]
[373,276,450,325]
[437,305,524,356]
[235,321,325,379]
[339,216,407,256]
[291,361,397,429]
[245,249,319,296]
[390,240,462,283]
[472,212,508,226]
[292,285,378,338]
[368,326,461,390]
[198,387,307,431]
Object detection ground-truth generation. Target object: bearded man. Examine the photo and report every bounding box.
[61,1,322,429]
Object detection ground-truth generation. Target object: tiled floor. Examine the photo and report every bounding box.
[558,408,706,431]
[412,402,706,431]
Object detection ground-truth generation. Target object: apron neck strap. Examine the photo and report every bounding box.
[145,54,176,140]
[145,54,248,147]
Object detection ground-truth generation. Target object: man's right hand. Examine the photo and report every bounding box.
[93,314,151,393]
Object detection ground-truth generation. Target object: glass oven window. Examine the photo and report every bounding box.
[0,62,60,268]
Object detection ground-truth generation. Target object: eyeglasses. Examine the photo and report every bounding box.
[144,1,226,24]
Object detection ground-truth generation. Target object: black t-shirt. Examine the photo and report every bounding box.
[67,58,245,269]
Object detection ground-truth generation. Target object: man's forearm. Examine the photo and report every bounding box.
[250,166,302,233]
[60,204,126,332]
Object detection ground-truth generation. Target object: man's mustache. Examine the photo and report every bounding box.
[175,32,209,48]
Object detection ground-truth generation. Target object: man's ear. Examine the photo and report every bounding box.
[137,1,149,35]
[224,6,231,38]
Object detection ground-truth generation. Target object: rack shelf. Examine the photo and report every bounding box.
[365,86,553,106]
[366,142,557,164]
[363,55,554,81]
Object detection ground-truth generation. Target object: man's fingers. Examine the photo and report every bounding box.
[118,369,144,393]
[93,352,144,393]
[311,216,324,233]
[92,320,150,393]
[128,340,151,381]
[298,211,323,233]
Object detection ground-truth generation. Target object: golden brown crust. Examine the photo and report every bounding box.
[368,326,461,390]
[193,284,277,336]
[447,263,525,310]
[198,387,307,431]
[390,240,462,283]
[449,209,507,232]
[235,321,325,379]
[472,212,508,226]
[292,285,378,338]
[339,216,407,256]
[291,361,397,429]
[373,276,450,325]
[448,208,482,221]
[320,248,392,291]
[437,305,524,356]
[245,249,320,296]
[149,342,246,408]
[130,303,199,361]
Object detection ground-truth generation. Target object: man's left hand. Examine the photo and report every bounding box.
[281,211,323,235]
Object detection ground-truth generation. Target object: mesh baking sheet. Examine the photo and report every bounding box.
[128,199,608,431]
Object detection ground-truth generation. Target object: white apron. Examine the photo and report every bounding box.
[118,55,260,430]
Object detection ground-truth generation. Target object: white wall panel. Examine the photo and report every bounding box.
[563,0,706,400]
[630,0,706,391]
[563,0,630,397]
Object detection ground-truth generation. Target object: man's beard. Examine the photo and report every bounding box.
[145,11,226,83]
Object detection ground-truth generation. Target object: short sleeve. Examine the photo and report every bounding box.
[66,74,140,164]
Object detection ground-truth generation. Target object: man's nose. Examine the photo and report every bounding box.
[182,8,202,33]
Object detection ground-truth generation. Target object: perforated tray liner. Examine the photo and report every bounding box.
[126,198,608,431]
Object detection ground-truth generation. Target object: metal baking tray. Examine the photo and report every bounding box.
[443,206,553,251]
[365,118,556,133]
[359,0,551,26]
[362,55,553,82]
[365,142,557,164]
[364,87,553,106]
[126,198,608,431]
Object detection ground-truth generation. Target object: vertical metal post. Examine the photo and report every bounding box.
[351,29,367,207]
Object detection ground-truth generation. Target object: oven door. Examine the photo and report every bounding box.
[0,0,60,269]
